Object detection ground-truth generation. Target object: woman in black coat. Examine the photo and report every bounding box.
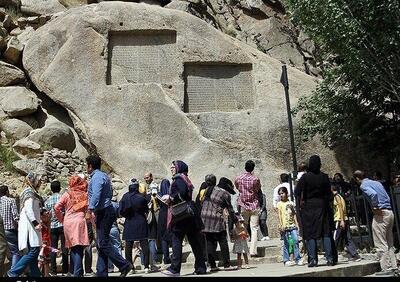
[118,179,150,272]
[295,155,335,267]
[161,160,206,277]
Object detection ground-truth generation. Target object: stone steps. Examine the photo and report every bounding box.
[182,238,282,264]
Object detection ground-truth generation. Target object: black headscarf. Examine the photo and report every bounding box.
[308,155,321,174]
[119,178,140,217]
[172,160,193,190]
[199,182,208,190]
[218,177,235,195]
[128,178,139,194]
[173,160,188,175]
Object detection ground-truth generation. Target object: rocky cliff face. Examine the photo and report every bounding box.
[166,0,320,76]
[0,1,332,237]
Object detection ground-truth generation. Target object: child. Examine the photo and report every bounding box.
[232,214,250,269]
[276,187,302,266]
[38,208,59,277]
[331,184,361,262]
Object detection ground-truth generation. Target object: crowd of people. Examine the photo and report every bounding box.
[0,154,399,277]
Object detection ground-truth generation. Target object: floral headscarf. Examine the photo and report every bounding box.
[19,171,43,211]
[68,175,88,212]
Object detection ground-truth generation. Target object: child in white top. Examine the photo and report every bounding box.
[232,215,250,269]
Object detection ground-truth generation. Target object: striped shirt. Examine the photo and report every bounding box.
[45,193,63,229]
[0,195,19,230]
[201,186,235,233]
[235,172,261,211]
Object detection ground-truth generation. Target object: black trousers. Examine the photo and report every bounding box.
[50,227,68,273]
[260,219,269,237]
[168,227,206,274]
[84,243,94,273]
[333,221,357,257]
[125,240,149,269]
[205,231,230,268]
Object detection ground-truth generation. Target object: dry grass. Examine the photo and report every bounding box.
[3,5,23,21]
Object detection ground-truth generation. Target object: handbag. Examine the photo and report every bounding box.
[171,194,194,223]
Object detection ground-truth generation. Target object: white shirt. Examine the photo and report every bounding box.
[297,171,306,180]
[272,182,294,208]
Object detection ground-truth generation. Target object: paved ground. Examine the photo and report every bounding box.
[105,257,379,277]
[53,237,399,277]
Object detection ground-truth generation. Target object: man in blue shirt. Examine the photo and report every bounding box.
[86,155,132,277]
[353,170,398,274]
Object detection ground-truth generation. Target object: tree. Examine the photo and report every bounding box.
[285,0,400,171]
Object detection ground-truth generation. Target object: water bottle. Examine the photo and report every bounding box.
[288,233,295,255]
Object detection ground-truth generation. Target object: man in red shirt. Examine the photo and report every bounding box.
[235,160,261,257]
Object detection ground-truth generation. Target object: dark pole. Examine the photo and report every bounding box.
[281,65,298,201]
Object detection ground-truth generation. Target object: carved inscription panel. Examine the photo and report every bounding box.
[185,64,254,112]
[108,31,177,84]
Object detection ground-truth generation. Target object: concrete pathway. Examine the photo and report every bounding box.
[105,257,379,277]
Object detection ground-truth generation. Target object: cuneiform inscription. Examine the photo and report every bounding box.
[108,31,177,84]
[185,64,254,113]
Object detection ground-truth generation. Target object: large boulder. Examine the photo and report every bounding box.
[22,2,339,191]
[0,118,33,140]
[28,119,76,152]
[21,0,67,16]
[0,61,26,86]
[0,87,41,117]
[12,137,42,157]
[12,158,46,175]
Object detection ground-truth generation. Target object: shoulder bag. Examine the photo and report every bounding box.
[171,193,194,223]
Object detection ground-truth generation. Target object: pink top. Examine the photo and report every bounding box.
[54,192,90,248]
[235,172,261,211]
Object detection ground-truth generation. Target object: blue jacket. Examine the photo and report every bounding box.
[88,169,112,211]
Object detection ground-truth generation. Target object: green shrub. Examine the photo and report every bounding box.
[0,144,20,172]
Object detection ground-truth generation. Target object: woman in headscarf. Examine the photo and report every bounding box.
[295,155,335,267]
[157,179,172,266]
[54,175,90,277]
[161,160,206,277]
[201,176,237,271]
[7,172,43,277]
[118,179,150,273]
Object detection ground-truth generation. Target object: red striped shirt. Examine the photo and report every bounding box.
[235,172,261,211]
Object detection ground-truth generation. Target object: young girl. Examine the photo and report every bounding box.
[232,214,250,269]
[38,208,59,277]
[277,187,302,266]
